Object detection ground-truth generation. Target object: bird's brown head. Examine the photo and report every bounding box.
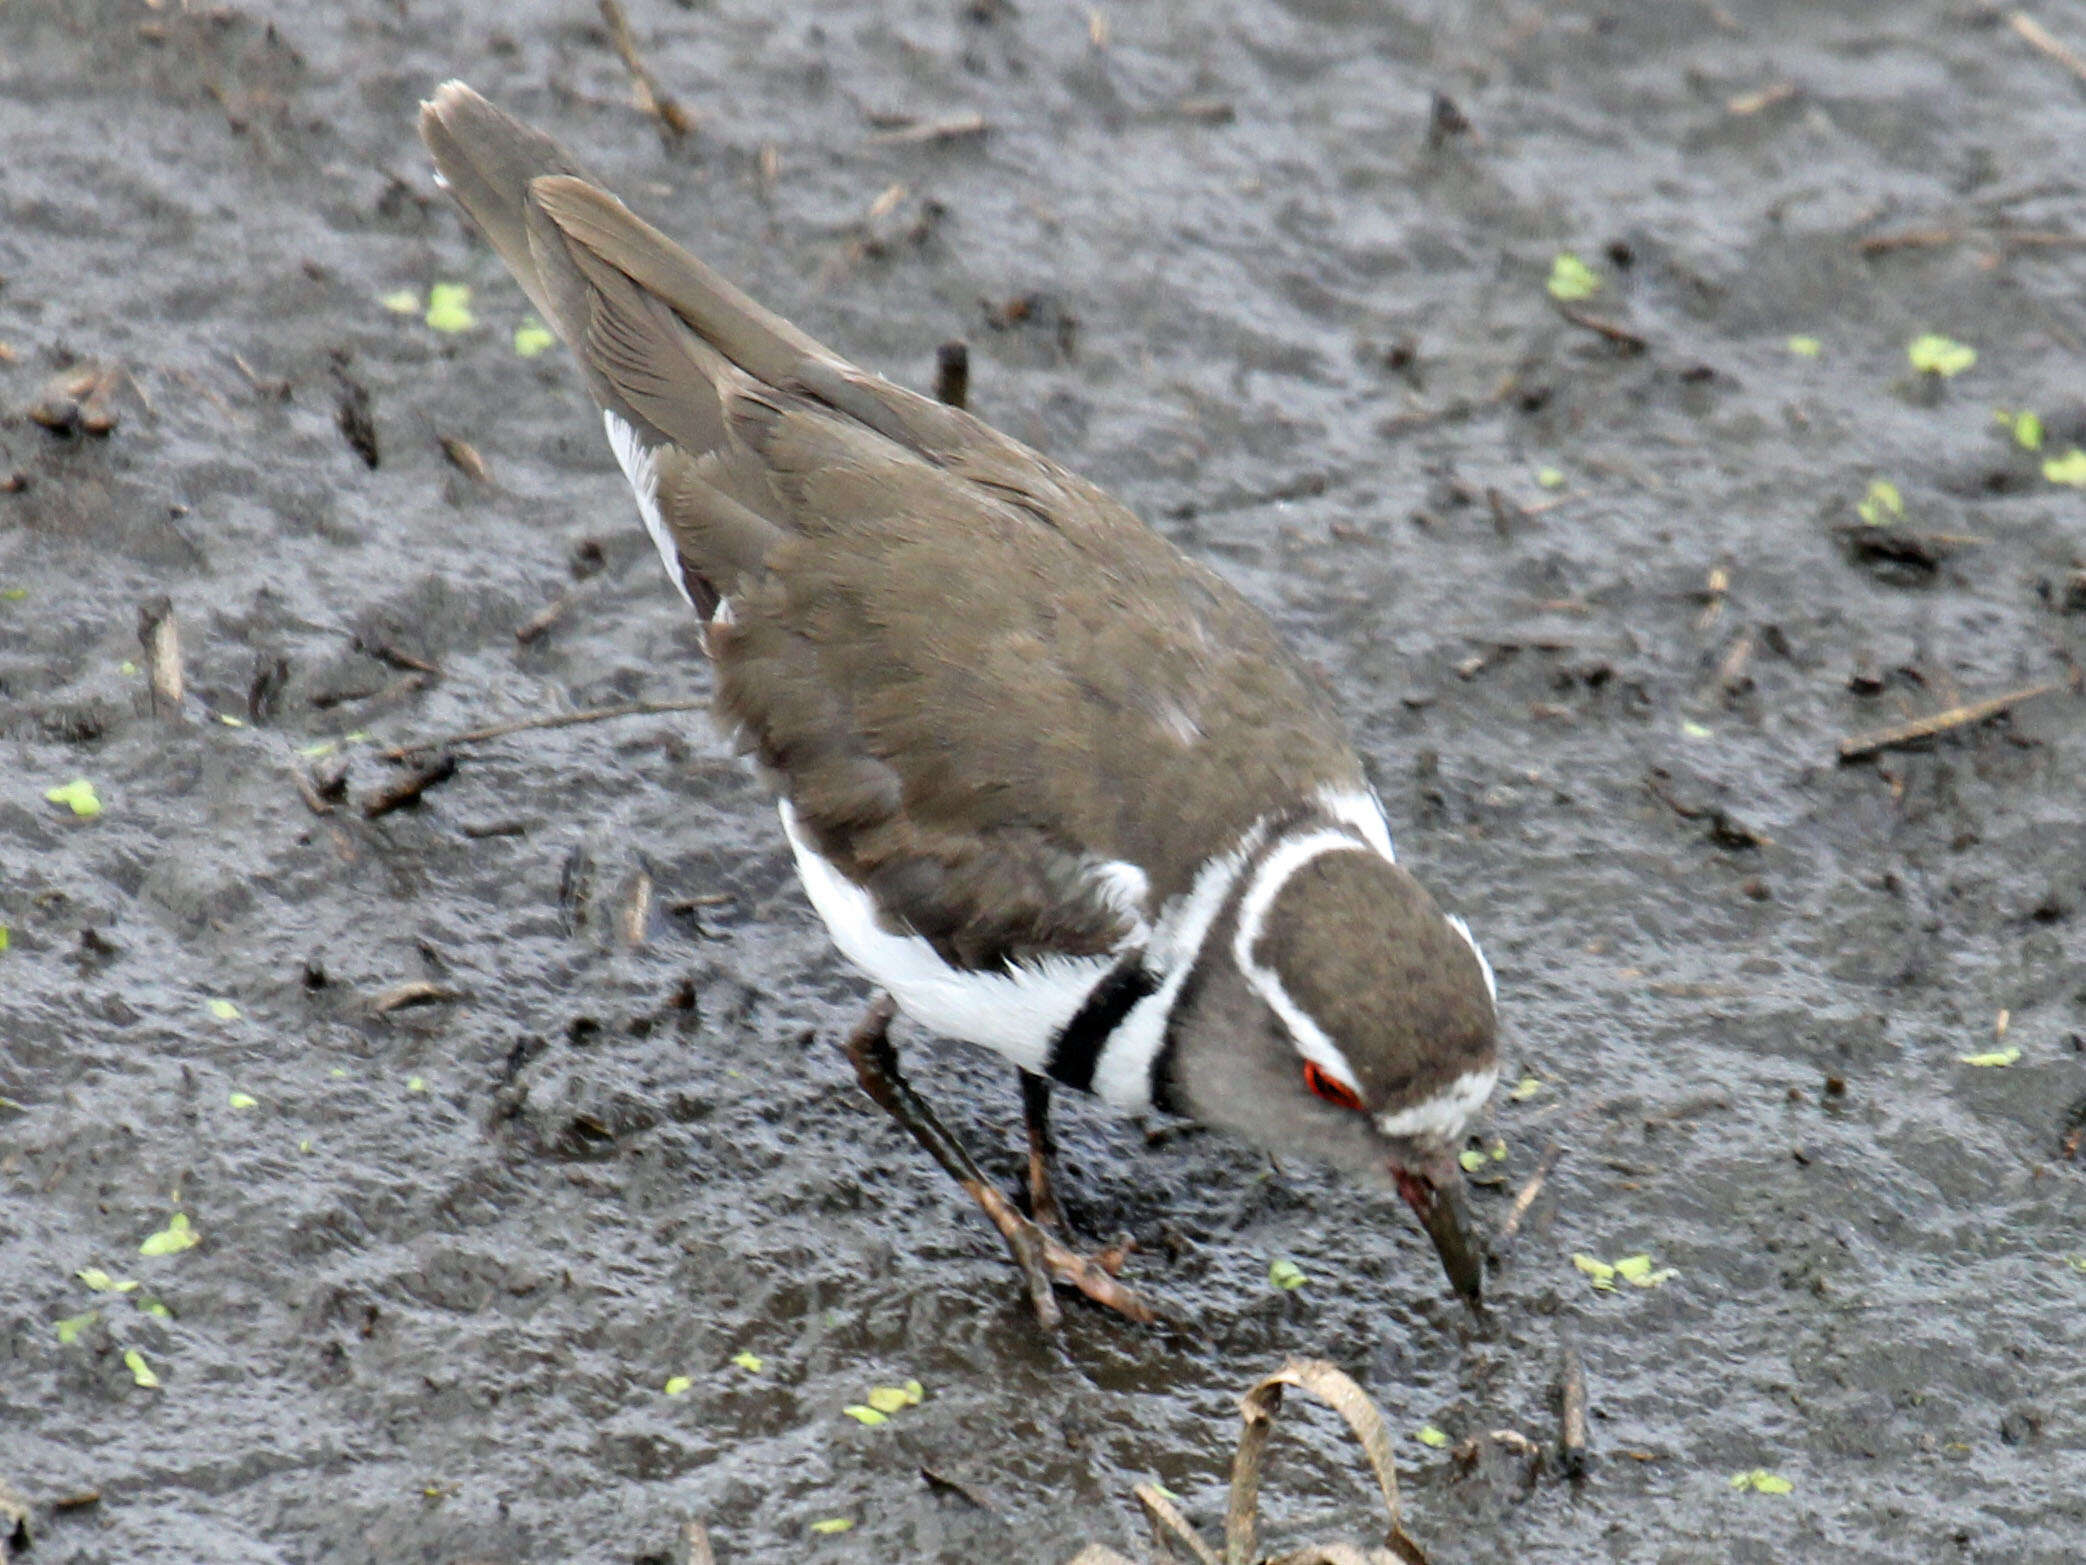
[1168,831,1499,1305]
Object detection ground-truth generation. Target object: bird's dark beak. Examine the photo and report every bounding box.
[1395,1159,1485,1309]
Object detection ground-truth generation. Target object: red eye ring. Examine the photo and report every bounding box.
[1302,1060,1366,1113]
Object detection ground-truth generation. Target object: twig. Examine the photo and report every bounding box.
[368,979,462,1014]
[618,869,653,948]
[597,0,694,135]
[918,1466,1003,1516]
[290,765,334,817]
[1858,224,2086,255]
[361,753,458,817]
[439,434,492,483]
[1726,82,1795,115]
[934,340,970,409]
[378,699,707,760]
[514,592,575,644]
[2011,10,2086,86]
[868,111,989,144]
[1226,1361,1428,1565]
[1836,675,2074,761]
[137,596,184,716]
[1554,303,1648,353]
[1497,1141,1563,1245]
[1559,1344,1590,1480]
[1135,1484,1221,1565]
[682,1519,716,1565]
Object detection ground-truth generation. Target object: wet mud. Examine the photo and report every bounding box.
[4,1,2085,1560]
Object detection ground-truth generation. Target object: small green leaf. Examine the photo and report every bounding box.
[1731,1468,1793,1494]
[227,1090,258,1110]
[1907,333,1975,377]
[118,659,139,675]
[381,288,423,315]
[124,1348,161,1389]
[1855,478,1904,527]
[663,1375,692,1396]
[140,1298,171,1317]
[865,1385,912,1414]
[1958,1046,2020,1067]
[1681,719,1713,740]
[207,999,241,1022]
[731,1350,765,1373]
[1458,1148,1487,1173]
[297,1139,313,1153]
[0,586,26,601]
[45,779,103,818]
[1994,408,2044,451]
[1268,1257,1309,1291]
[1546,252,1602,302]
[2066,1255,2086,1273]
[0,925,10,953]
[425,282,476,333]
[139,1212,198,1256]
[1415,1424,1451,1449]
[901,1378,925,1405]
[1572,1253,1617,1290]
[2043,448,2086,486]
[1535,466,1566,490]
[1786,335,1821,358]
[215,711,245,728]
[55,1310,99,1343]
[329,1067,349,1079]
[76,1266,138,1293]
[809,1518,854,1535]
[1509,1076,1543,1101]
[513,318,555,358]
[842,1404,888,1426]
[406,1076,429,1093]
[1614,1253,1677,1287]
[297,739,339,759]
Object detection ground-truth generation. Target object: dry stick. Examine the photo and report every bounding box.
[1559,1345,1590,1480]
[379,699,707,761]
[514,592,574,644]
[1836,676,2074,762]
[618,869,653,948]
[137,597,184,715]
[868,111,989,144]
[1134,1483,1221,1565]
[1554,303,1648,353]
[368,980,461,1015]
[361,753,458,817]
[682,1519,716,1565]
[1498,1140,1563,1245]
[439,434,492,483]
[1224,1361,1427,1565]
[597,0,694,134]
[2011,10,2086,86]
[934,340,970,409]
[1858,225,2086,255]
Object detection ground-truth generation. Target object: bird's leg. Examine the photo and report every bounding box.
[1018,1069,1066,1232]
[838,995,1163,1329]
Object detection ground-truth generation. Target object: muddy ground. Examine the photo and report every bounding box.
[4,0,2085,1560]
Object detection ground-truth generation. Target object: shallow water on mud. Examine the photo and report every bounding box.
[3,1,2084,1561]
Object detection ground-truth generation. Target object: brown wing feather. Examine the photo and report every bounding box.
[421,83,1365,968]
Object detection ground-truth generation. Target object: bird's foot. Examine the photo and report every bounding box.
[964,1177,1166,1329]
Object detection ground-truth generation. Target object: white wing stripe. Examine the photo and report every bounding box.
[603,409,694,608]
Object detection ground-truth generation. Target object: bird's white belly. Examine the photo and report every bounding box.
[779,802,1112,1073]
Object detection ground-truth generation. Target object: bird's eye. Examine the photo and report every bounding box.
[1302,1060,1366,1112]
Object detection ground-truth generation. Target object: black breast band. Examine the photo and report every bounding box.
[1046,962,1160,1094]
